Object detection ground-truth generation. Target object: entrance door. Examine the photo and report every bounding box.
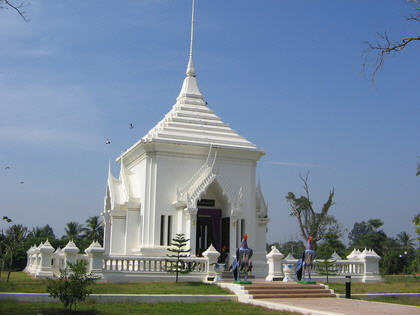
[196,209,221,254]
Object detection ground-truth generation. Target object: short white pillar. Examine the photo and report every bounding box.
[36,240,55,278]
[24,246,34,273]
[282,263,296,282]
[265,246,284,281]
[203,244,220,282]
[85,240,105,278]
[62,240,80,270]
[360,249,382,283]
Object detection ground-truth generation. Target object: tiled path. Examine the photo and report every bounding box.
[255,297,420,315]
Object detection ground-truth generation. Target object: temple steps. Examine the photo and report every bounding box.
[243,282,336,299]
[250,293,337,299]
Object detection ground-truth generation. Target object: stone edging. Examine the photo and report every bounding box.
[338,293,420,298]
[0,293,236,303]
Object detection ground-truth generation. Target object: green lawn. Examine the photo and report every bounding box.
[359,295,420,307]
[0,272,229,295]
[328,275,420,294]
[0,300,295,315]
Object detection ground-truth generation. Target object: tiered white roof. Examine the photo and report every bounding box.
[122,0,261,156]
[139,57,259,151]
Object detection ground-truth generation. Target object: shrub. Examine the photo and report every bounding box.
[46,260,98,311]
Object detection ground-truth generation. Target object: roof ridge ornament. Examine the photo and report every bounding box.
[186,0,196,77]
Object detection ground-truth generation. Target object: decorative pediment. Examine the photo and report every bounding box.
[173,146,241,211]
[256,181,268,218]
[105,161,140,211]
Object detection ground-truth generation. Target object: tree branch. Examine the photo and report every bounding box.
[1,0,29,22]
[362,4,419,81]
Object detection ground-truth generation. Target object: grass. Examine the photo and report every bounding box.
[0,272,229,295]
[0,300,295,315]
[358,296,420,307]
[327,275,420,294]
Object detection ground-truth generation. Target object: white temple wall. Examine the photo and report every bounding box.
[129,158,147,248]
[143,153,157,247]
[125,209,140,254]
[110,213,126,255]
[154,152,203,248]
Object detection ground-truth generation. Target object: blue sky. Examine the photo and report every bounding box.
[0,0,419,244]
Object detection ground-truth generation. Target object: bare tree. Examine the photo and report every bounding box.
[286,174,336,248]
[0,0,29,21]
[363,1,419,80]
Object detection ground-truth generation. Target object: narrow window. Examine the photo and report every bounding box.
[167,215,172,245]
[160,215,165,246]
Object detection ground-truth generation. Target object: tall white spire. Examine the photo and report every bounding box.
[186,0,196,77]
[177,0,202,101]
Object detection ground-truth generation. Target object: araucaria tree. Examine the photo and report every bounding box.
[166,233,193,283]
[286,174,336,248]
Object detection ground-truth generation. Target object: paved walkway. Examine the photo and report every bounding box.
[252,297,420,315]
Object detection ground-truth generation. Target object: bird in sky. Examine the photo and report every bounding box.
[4,166,10,170]
[129,123,134,129]
[105,139,111,145]
[20,181,24,184]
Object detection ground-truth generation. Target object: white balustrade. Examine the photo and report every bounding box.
[265,249,381,283]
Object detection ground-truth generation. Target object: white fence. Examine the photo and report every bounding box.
[24,240,220,283]
[266,247,382,283]
[24,241,382,283]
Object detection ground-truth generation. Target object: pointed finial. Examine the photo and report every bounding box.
[186,0,196,77]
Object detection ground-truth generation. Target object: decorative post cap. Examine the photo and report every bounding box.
[40,239,55,252]
[284,253,296,260]
[360,248,381,259]
[202,244,220,257]
[266,246,284,259]
[85,240,105,254]
[331,251,342,260]
[347,248,362,260]
[63,239,80,253]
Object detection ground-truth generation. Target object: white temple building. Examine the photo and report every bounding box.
[24,2,382,284]
[102,0,269,277]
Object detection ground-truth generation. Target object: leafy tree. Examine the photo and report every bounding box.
[317,259,337,283]
[348,218,387,256]
[82,216,103,245]
[286,174,335,248]
[413,214,420,241]
[3,224,27,282]
[1,216,11,223]
[279,240,305,258]
[397,232,415,251]
[63,222,83,241]
[316,232,346,259]
[28,225,55,240]
[166,233,193,283]
[47,260,98,312]
[0,216,12,280]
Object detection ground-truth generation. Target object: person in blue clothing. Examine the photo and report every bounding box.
[229,257,239,281]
